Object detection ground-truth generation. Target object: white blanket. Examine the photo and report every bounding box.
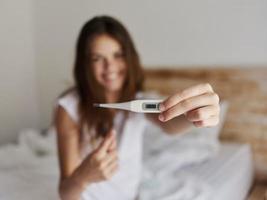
[139,124,219,200]
[139,169,212,200]
[0,129,59,200]
[0,129,214,200]
[0,99,228,200]
[138,102,229,200]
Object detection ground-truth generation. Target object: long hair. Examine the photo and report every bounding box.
[72,16,144,140]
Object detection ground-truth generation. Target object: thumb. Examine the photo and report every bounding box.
[95,129,115,155]
[108,129,117,152]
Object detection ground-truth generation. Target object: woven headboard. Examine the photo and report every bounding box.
[144,67,267,182]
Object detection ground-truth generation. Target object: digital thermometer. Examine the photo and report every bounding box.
[93,99,163,113]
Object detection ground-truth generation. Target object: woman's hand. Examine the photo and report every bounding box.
[79,129,119,184]
[158,83,220,128]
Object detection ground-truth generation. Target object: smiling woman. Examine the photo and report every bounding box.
[90,35,127,94]
[54,16,220,200]
[72,16,144,139]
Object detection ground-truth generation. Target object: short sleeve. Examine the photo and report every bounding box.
[57,91,79,123]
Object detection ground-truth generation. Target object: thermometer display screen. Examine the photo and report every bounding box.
[144,103,157,109]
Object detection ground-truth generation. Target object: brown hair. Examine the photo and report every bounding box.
[71,16,144,140]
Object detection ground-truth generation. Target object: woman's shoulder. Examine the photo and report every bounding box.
[59,87,78,100]
[57,88,79,123]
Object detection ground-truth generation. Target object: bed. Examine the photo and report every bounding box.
[183,143,253,200]
[1,67,266,199]
[139,143,253,200]
[144,67,267,181]
[143,67,267,199]
[138,104,253,200]
[0,131,59,200]
[0,130,253,200]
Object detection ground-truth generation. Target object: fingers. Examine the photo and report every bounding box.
[83,129,119,183]
[159,83,213,112]
[95,129,116,157]
[186,105,220,122]
[108,134,117,152]
[159,92,219,122]
[106,160,119,175]
[193,115,219,127]
[98,150,119,180]
[101,159,119,180]
[89,144,119,181]
[101,150,118,168]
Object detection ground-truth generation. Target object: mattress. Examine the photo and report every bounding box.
[180,143,254,200]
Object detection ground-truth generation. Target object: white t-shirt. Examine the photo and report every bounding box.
[57,90,149,200]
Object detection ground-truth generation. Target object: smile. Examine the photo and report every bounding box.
[103,72,120,81]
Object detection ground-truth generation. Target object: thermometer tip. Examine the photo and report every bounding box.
[93,103,100,107]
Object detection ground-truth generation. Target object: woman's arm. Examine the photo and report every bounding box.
[55,106,119,200]
[55,106,87,200]
[146,83,220,135]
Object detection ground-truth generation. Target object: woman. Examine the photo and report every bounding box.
[55,16,220,200]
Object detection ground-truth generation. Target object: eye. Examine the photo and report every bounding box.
[91,55,103,63]
[114,52,125,60]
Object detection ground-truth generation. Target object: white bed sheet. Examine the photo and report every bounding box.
[177,143,254,200]
[0,129,253,200]
[139,143,254,200]
[0,152,59,200]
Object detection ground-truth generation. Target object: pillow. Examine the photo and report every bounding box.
[17,127,57,157]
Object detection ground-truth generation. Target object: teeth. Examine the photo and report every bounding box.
[104,72,119,81]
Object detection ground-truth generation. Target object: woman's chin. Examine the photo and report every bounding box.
[102,80,124,93]
[104,84,123,93]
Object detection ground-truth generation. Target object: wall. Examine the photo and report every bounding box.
[34,0,267,129]
[1,0,266,135]
[0,0,39,144]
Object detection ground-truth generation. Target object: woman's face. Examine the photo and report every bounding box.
[90,34,127,94]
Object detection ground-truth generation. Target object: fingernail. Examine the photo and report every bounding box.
[158,114,165,122]
[159,103,165,111]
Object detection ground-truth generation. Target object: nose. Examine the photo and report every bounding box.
[104,57,116,71]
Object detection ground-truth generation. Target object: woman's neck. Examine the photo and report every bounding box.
[106,91,120,103]
[106,91,121,115]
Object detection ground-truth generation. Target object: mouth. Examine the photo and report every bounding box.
[103,72,120,82]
